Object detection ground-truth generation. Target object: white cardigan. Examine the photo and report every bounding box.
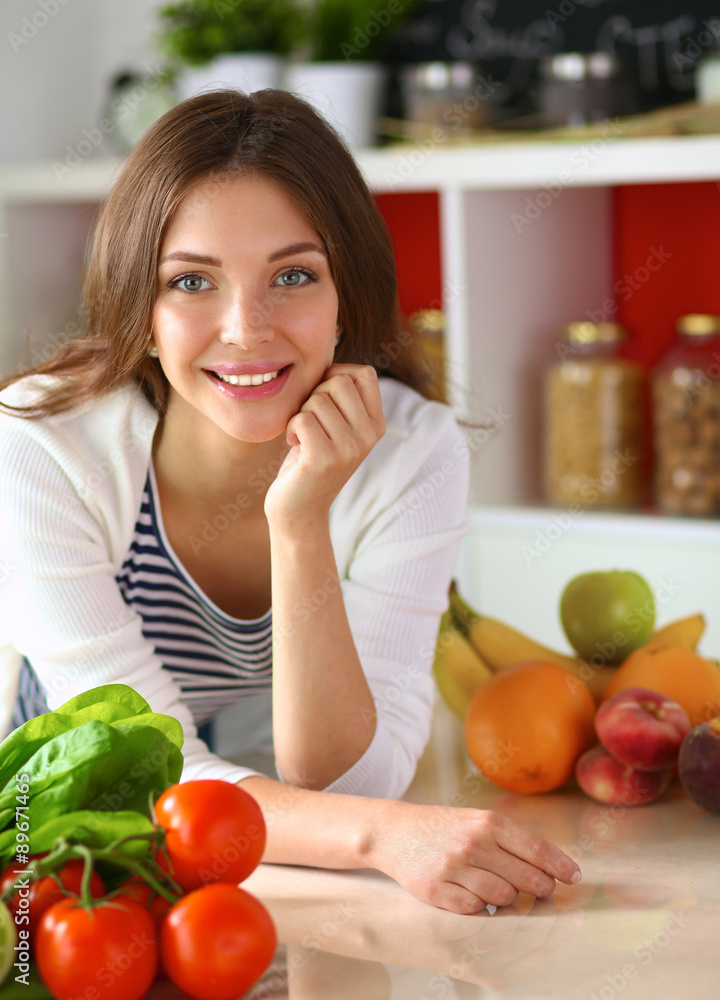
[0,374,469,799]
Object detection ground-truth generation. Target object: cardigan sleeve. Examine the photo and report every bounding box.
[0,415,265,787]
[284,399,471,801]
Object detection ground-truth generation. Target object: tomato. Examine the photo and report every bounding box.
[116,876,173,926]
[161,883,276,1000]
[35,897,157,1000]
[31,860,105,926]
[0,855,46,918]
[154,780,266,890]
[559,569,656,664]
[1,858,104,944]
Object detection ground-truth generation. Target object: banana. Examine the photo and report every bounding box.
[432,608,494,719]
[649,613,706,651]
[447,580,614,704]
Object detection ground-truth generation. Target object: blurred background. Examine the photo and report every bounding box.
[4,0,720,163]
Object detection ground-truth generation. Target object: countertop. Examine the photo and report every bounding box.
[158,701,719,999]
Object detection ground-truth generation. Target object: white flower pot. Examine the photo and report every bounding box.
[282,61,387,148]
[177,53,283,101]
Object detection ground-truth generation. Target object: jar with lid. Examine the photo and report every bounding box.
[651,314,720,516]
[409,308,446,402]
[543,322,646,508]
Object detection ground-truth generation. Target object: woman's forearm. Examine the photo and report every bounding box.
[239,774,584,916]
[238,775,387,869]
[268,522,377,790]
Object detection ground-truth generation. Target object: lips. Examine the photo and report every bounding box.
[203,364,292,400]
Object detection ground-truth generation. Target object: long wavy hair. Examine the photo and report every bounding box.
[0,88,440,418]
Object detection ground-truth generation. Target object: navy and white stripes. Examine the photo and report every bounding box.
[11,461,273,731]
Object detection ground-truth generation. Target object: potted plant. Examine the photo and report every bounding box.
[283,0,418,148]
[155,0,306,101]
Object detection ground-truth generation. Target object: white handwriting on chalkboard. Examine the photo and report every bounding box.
[443,1,715,94]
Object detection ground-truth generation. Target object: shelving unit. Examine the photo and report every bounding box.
[2,133,720,654]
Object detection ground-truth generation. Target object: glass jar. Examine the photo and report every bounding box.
[409,308,446,402]
[399,62,491,135]
[651,314,720,516]
[543,322,646,508]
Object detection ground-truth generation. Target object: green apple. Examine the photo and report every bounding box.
[0,900,16,986]
[559,570,656,665]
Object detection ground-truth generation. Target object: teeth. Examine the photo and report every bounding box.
[214,369,282,386]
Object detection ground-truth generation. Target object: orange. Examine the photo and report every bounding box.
[464,659,596,794]
[601,643,720,727]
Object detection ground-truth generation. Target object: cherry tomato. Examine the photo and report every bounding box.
[36,897,157,1000]
[31,860,105,925]
[2,858,104,944]
[154,780,266,890]
[161,883,276,1000]
[116,877,173,927]
[0,855,46,918]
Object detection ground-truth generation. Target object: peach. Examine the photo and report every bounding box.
[595,686,691,771]
[678,719,720,815]
[575,744,673,806]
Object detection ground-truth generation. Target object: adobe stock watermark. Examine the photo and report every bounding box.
[673,18,720,71]
[8,0,71,54]
[382,74,500,190]
[340,0,407,60]
[51,66,173,180]
[511,118,627,235]
[584,246,674,325]
[588,911,690,1000]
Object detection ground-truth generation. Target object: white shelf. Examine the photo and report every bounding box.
[361,133,720,191]
[3,131,720,202]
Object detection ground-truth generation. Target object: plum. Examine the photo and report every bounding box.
[595,686,691,771]
[678,719,720,815]
[575,743,673,806]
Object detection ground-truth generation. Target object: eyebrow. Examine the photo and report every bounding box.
[158,241,328,267]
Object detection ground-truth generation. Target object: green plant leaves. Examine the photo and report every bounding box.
[0,811,155,863]
[0,684,184,867]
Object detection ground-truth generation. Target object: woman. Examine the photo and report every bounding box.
[0,89,581,913]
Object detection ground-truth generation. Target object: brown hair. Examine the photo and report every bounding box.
[0,88,441,419]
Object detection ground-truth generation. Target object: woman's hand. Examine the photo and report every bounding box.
[371,801,582,915]
[264,364,385,532]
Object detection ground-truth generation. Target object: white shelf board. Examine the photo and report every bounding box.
[468,503,720,544]
[3,133,720,201]
[358,134,720,192]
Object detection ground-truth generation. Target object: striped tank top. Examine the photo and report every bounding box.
[11,460,273,732]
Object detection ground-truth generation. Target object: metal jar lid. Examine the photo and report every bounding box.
[402,62,477,91]
[676,313,720,336]
[561,321,628,345]
[540,52,621,82]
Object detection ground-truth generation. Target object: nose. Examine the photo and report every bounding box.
[218,288,275,348]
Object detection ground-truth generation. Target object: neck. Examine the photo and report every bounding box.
[152,410,289,516]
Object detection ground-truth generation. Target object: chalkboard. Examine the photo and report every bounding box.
[384,0,720,119]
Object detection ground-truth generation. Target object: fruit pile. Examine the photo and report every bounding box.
[434,570,720,813]
[0,685,277,1000]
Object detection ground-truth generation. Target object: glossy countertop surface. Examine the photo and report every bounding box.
[158,702,719,999]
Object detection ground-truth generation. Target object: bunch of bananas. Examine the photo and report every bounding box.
[433,580,706,719]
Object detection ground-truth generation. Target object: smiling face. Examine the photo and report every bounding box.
[152,172,341,445]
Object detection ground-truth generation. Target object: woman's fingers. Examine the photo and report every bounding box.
[493,813,582,886]
[314,364,386,437]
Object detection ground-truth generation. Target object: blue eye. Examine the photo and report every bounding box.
[169,274,212,292]
[275,268,317,287]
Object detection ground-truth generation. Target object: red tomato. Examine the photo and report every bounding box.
[31,860,105,925]
[36,897,157,1000]
[1,858,104,943]
[154,780,266,890]
[116,877,173,927]
[161,883,276,1000]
